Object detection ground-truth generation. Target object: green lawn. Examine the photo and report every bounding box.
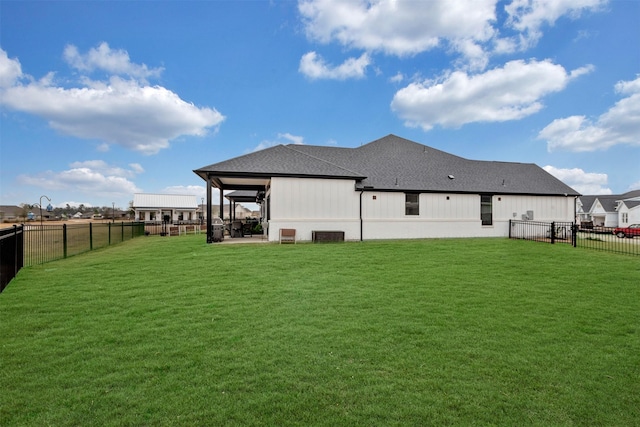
[1,237,639,426]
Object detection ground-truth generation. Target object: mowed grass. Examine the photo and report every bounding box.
[1,237,639,426]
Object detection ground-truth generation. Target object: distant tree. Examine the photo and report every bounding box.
[19,203,31,221]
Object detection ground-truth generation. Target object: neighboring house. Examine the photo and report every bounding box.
[578,190,640,227]
[576,196,596,224]
[0,205,23,222]
[616,190,640,226]
[194,134,580,243]
[196,201,257,222]
[133,194,198,223]
[588,196,620,227]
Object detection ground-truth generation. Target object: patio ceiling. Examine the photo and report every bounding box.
[197,173,270,191]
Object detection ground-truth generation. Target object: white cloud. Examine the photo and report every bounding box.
[628,181,640,192]
[249,132,305,152]
[129,163,145,174]
[543,165,612,195]
[299,51,371,80]
[68,160,144,179]
[63,42,163,81]
[0,46,225,155]
[539,75,640,152]
[278,132,304,145]
[0,49,22,88]
[504,0,607,50]
[298,0,608,70]
[17,161,142,197]
[389,72,404,83]
[299,0,495,57]
[391,59,591,130]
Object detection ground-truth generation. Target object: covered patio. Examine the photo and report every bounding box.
[225,190,262,238]
[193,166,269,243]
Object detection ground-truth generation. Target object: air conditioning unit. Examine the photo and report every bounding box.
[527,210,534,220]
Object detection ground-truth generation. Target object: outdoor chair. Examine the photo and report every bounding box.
[242,222,253,237]
[231,220,243,238]
[279,228,296,244]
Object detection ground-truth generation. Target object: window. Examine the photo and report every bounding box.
[150,211,156,221]
[481,195,492,225]
[405,193,419,215]
[139,211,146,221]
[622,213,628,224]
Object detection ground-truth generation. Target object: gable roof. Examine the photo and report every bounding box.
[620,189,640,200]
[578,189,640,214]
[577,196,597,213]
[194,134,579,196]
[592,195,621,213]
[133,193,197,209]
[620,200,640,209]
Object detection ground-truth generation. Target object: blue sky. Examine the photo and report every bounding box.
[1,0,639,211]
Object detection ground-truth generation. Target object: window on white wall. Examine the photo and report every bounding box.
[622,212,628,224]
[481,195,493,225]
[405,193,419,215]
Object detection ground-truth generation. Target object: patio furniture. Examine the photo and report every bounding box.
[231,220,243,238]
[279,228,296,244]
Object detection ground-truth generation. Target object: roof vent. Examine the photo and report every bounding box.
[447,175,455,180]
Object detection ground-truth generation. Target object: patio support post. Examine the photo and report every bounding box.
[206,175,213,243]
[219,185,224,221]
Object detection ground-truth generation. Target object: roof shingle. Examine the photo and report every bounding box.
[195,134,580,196]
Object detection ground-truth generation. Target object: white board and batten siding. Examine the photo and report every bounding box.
[269,177,361,242]
[268,177,576,242]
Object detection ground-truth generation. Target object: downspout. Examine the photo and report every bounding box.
[359,189,364,242]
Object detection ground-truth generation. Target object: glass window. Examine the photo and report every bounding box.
[139,211,146,221]
[481,195,492,225]
[405,193,419,216]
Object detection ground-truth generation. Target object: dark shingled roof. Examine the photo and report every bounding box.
[195,134,580,196]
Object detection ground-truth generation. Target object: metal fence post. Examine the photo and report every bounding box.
[89,222,93,251]
[63,224,68,258]
[13,225,18,278]
[108,222,111,245]
[550,221,556,244]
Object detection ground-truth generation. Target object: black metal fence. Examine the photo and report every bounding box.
[0,222,146,292]
[509,220,576,246]
[0,225,24,292]
[576,226,640,256]
[22,222,146,267]
[509,220,639,256]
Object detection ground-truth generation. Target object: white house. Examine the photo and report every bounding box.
[133,194,198,223]
[577,190,640,228]
[194,135,580,243]
[589,197,619,227]
[616,190,640,226]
